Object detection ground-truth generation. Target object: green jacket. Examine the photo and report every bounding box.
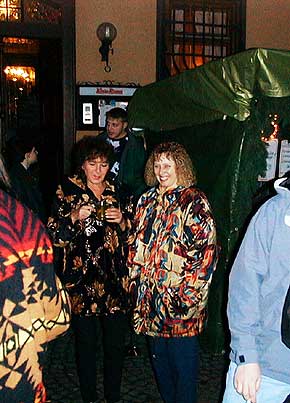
[99,131,148,201]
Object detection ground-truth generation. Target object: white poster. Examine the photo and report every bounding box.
[258,139,278,181]
[279,139,290,177]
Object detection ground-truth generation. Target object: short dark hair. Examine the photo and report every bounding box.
[71,135,114,181]
[4,135,36,166]
[106,107,128,122]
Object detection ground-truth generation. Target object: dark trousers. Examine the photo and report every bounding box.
[72,312,128,403]
[148,335,200,403]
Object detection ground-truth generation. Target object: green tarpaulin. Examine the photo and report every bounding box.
[128,48,290,353]
[129,48,290,130]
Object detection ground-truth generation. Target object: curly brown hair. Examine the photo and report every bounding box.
[144,142,197,187]
[71,136,114,183]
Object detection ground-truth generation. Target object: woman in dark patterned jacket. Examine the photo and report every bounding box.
[128,142,219,403]
[47,136,131,403]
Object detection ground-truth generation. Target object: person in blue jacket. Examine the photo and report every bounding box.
[222,175,290,403]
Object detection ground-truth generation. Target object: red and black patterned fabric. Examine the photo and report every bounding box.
[0,189,71,403]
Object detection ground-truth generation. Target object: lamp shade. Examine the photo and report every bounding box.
[96,22,117,42]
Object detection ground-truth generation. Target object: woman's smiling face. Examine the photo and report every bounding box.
[153,153,178,192]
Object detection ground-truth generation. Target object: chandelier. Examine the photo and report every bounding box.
[4,66,35,84]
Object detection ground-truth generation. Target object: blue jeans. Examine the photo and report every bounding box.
[147,335,199,403]
[222,362,290,403]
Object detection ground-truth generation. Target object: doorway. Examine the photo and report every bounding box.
[0,36,63,214]
[0,0,75,215]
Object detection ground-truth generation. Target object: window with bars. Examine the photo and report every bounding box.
[0,0,61,23]
[0,0,21,20]
[157,0,246,79]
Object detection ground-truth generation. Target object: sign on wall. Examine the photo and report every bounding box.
[76,84,139,131]
[258,139,290,181]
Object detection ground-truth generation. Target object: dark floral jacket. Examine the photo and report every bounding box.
[47,175,131,317]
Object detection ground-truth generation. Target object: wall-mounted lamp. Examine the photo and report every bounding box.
[96,22,117,73]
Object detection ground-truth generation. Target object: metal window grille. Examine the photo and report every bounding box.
[0,0,61,23]
[157,0,246,79]
[0,0,21,21]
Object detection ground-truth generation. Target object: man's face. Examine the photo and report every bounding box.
[27,147,38,165]
[106,117,128,140]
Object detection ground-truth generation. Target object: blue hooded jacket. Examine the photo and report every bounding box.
[228,176,290,384]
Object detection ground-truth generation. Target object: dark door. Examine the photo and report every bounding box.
[38,38,63,210]
[0,0,75,215]
[0,37,63,214]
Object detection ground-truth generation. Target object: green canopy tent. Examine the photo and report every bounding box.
[128,48,290,353]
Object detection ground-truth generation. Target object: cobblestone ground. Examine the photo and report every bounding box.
[43,328,228,403]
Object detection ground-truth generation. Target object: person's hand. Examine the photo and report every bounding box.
[105,207,124,226]
[234,363,261,403]
[71,204,93,224]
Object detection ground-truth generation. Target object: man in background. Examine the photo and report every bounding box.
[98,107,147,206]
[4,131,46,222]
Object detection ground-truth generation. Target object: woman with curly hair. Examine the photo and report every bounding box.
[128,141,219,403]
[47,136,131,403]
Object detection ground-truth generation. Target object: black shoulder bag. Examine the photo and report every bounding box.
[281,285,290,349]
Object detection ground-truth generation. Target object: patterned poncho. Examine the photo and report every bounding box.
[0,189,71,403]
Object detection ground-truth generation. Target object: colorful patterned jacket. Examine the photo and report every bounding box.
[0,189,71,403]
[128,185,218,338]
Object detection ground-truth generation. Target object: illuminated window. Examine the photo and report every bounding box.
[0,0,21,21]
[0,0,61,23]
[157,0,246,79]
